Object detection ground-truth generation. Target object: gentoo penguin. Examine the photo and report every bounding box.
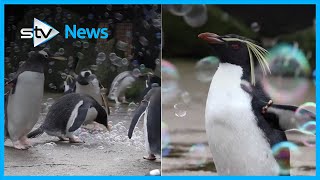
[5,50,65,150]
[198,33,298,175]
[63,65,110,115]
[27,93,110,143]
[108,71,137,104]
[128,83,161,160]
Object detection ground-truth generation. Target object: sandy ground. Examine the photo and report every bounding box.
[5,93,160,176]
[162,60,316,176]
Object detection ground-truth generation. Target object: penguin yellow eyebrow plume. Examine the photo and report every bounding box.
[222,37,271,85]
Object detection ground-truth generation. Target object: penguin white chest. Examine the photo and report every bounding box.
[205,63,279,175]
[7,71,44,141]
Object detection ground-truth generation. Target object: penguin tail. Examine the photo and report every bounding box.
[27,127,44,138]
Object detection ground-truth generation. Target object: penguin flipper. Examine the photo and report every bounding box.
[264,104,315,131]
[27,127,45,138]
[68,104,91,132]
[128,101,148,138]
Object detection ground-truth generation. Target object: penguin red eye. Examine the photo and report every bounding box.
[231,44,240,50]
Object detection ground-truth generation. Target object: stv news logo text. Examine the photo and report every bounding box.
[20,18,109,47]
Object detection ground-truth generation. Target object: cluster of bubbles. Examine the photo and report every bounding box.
[262,43,312,104]
[40,98,55,115]
[166,5,208,28]
[195,56,220,83]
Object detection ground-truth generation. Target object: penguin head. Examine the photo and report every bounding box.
[77,69,96,85]
[198,32,270,85]
[198,33,251,67]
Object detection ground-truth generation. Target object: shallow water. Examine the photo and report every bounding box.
[162,60,316,176]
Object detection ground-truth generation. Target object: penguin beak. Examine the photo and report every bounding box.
[50,56,67,61]
[198,32,224,44]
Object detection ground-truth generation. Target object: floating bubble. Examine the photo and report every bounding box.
[188,143,207,166]
[251,22,261,32]
[48,69,53,74]
[90,65,98,71]
[195,56,219,83]
[56,7,62,13]
[122,58,128,66]
[140,64,145,70]
[47,98,55,105]
[114,13,123,21]
[174,103,187,117]
[116,41,128,51]
[295,102,316,128]
[272,141,300,175]
[58,48,64,55]
[128,102,138,112]
[155,58,160,65]
[60,72,67,79]
[96,52,106,64]
[267,44,311,77]
[109,53,117,61]
[139,36,149,46]
[162,59,180,104]
[183,5,208,28]
[104,12,109,18]
[83,42,89,48]
[180,91,191,104]
[75,41,81,48]
[14,46,20,53]
[132,68,141,77]
[162,122,171,157]
[168,5,193,16]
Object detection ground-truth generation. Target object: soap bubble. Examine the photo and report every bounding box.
[128,102,138,112]
[294,102,316,132]
[188,144,207,166]
[114,13,123,21]
[195,56,220,83]
[162,122,171,157]
[167,5,192,16]
[47,98,55,105]
[83,42,89,48]
[132,68,141,77]
[48,69,53,74]
[162,59,180,104]
[122,58,128,66]
[140,64,145,70]
[267,44,311,77]
[174,103,187,117]
[180,91,191,104]
[109,53,117,61]
[272,141,300,175]
[116,41,128,51]
[183,5,208,28]
[251,22,261,32]
[90,65,98,71]
[96,52,106,64]
[75,41,81,47]
[58,48,64,55]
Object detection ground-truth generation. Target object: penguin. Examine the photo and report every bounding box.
[62,56,110,115]
[139,73,161,101]
[108,71,137,104]
[198,32,299,175]
[27,93,110,143]
[5,50,65,150]
[128,83,161,161]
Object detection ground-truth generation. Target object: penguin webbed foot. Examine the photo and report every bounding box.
[12,138,32,150]
[68,136,84,143]
[143,154,156,161]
